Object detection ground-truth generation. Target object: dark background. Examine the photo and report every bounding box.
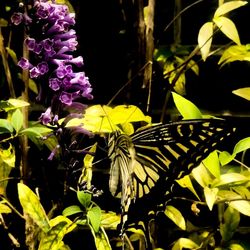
[71,0,250,118]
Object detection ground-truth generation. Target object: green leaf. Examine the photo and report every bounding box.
[232,186,250,199]
[212,173,248,187]
[0,119,13,134]
[164,205,186,230]
[0,18,8,27]
[187,59,199,75]
[218,45,250,66]
[192,163,213,188]
[62,205,83,217]
[77,191,92,208]
[172,238,199,250]
[172,92,202,119]
[229,243,245,250]
[213,16,241,45]
[101,211,120,230]
[232,87,250,101]
[38,221,68,250]
[29,79,39,94]
[219,151,235,166]
[203,151,220,178]
[198,22,213,61]
[49,215,76,234]
[11,109,23,133]
[233,137,250,155]
[65,104,151,133]
[204,187,219,210]
[20,126,53,138]
[214,1,248,17]
[229,200,250,217]
[176,175,200,200]
[220,206,240,242]
[87,206,102,233]
[76,218,87,226]
[0,144,15,195]
[218,190,250,216]
[17,183,50,232]
[5,47,18,64]
[7,99,30,109]
[0,202,12,214]
[89,225,112,250]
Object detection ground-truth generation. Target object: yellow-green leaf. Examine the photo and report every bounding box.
[219,151,235,166]
[5,47,18,64]
[79,143,97,188]
[101,211,120,230]
[110,105,151,126]
[0,18,8,27]
[88,206,102,233]
[17,183,50,232]
[164,205,186,230]
[229,200,250,216]
[213,16,241,45]
[233,137,250,154]
[172,92,202,119]
[49,215,76,234]
[232,87,250,101]
[204,187,219,211]
[218,45,250,66]
[172,238,199,250]
[173,73,186,95]
[0,202,12,214]
[176,175,200,200]
[220,206,240,242]
[198,22,214,61]
[38,221,69,250]
[29,79,39,94]
[229,243,245,250]
[213,173,249,187]
[89,225,112,250]
[203,151,220,178]
[214,1,248,18]
[11,109,23,133]
[7,99,30,109]
[67,105,151,133]
[0,144,15,195]
[192,163,213,188]
[187,59,199,75]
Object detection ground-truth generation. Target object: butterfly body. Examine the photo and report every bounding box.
[107,119,235,235]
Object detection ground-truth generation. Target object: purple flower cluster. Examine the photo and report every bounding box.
[12,0,93,124]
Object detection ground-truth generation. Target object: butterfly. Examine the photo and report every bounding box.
[107,118,236,235]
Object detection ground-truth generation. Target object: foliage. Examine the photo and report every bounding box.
[0,0,249,250]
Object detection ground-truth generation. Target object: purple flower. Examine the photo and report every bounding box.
[49,78,61,91]
[39,107,52,125]
[48,144,60,160]
[42,38,54,51]
[34,43,43,54]
[12,0,93,117]
[25,37,36,51]
[11,12,23,25]
[56,65,72,78]
[59,91,73,105]
[37,62,49,75]
[67,56,84,67]
[30,67,40,78]
[17,57,31,69]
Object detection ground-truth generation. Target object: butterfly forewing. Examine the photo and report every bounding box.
[132,119,234,179]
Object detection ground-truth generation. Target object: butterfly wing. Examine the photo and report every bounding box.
[131,119,235,196]
[108,119,235,235]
